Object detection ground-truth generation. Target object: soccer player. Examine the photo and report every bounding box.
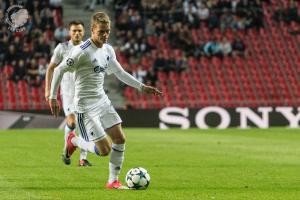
[48,12,162,189]
[45,20,92,167]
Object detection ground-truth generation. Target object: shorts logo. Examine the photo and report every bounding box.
[66,58,74,66]
[94,66,105,73]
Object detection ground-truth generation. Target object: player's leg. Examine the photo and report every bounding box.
[66,114,93,167]
[105,124,126,189]
[61,113,76,165]
[65,114,76,140]
[99,102,126,189]
[79,136,92,166]
[67,112,111,157]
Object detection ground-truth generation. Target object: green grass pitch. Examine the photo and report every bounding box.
[0,128,299,200]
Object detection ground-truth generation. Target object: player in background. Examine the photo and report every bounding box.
[45,20,92,167]
[48,12,162,189]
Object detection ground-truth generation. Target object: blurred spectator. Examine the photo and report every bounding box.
[10,59,27,83]
[39,63,47,81]
[50,0,63,16]
[172,55,187,73]
[20,42,33,61]
[54,24,68,42]
[232,36,246,56]
[231,0,239,13]
[145,19,156,36]
[220,36,232,56]
[286,1,300,24]
[13,36,22,51]
[34,36,51,58]
[183,0,199,28]
[40,7,55,31]
[26,58,40,87]
[153,53,168,73]
[220,8,234,31]
[272,6,285,22]
[0,33,8,65]
[197,3,210,22]
[144,69,157,86]
[85,0,97,11]
[204,38,222,57]
[4,45,19,65]
[208,10,219,30]
[132,66,147,83]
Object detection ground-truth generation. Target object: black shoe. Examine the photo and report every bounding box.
[62,154,71,165]
[79,159,92,166]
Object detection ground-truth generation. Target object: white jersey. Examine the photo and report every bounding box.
[50,40,82,96]
[50,38,144,113]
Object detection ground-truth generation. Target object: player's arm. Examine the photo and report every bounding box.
[45,44,62,100]
[107,46,162,96]
[45,62,57,100]
[111,59,162,96]
[49,49,81,117]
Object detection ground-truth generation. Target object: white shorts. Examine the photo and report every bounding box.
[61,72,75,116]
[76,102,122,142]
[62,94,75,116]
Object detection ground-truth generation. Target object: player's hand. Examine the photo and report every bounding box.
[45,89,50,101]
[49,99,60,118]
[142,85,163,96]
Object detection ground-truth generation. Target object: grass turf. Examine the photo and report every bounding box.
[0,128,299,200]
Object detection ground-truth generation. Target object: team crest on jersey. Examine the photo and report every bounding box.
[66,58,74,66]
[94,66,105,73]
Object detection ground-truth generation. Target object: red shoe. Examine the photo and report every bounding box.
[66,132,77,158]
[106,180,128,189]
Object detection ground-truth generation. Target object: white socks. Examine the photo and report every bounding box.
[108,143,125,183]
[70,136,126,183]
[64,125,73,142]
[71,136,96,154]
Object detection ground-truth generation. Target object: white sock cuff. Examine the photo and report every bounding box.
[112,143,125,152]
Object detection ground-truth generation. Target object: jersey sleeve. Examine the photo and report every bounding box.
[50,44,63,65]
[49,47,85,99]
[106,45,120,75]
[104,46,143,90]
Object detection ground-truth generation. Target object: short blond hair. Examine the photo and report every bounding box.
[91,12,110,28]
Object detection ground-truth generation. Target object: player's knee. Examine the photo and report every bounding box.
[113,135,126,144]
[100,146,111,156]
[113,138,125,144]
[95,142,111,157]
[67,122,76,130]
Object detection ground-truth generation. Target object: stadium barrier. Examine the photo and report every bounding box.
[1,107,299,129]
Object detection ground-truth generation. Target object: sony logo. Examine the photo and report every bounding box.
[159,107,300,129]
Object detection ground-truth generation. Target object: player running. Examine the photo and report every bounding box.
[48,12,162,189]
[45,20,92,167]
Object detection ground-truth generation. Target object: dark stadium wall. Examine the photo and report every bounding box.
[2,107,299,129]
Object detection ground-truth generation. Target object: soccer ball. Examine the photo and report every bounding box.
[125,167,150,190]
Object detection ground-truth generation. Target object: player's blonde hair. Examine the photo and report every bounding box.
[91,12,110,28]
